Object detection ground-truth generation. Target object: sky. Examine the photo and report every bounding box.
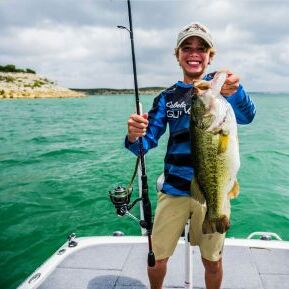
[0,0,288,92]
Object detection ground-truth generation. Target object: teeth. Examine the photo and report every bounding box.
[188,61,200,65]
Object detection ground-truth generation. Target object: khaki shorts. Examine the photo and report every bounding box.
[152,192,231,262]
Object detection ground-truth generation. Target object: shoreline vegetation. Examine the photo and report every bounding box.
[0,65,85,99]
[0,64,165,99]
[72,87,166,95]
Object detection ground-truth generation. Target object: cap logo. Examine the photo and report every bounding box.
[187,23,207,33]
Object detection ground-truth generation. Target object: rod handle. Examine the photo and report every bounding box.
[148,251,156,267]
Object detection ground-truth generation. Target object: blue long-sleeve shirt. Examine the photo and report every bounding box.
[125,74,256,196]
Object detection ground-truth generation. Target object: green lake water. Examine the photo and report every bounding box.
[0,93,288,288]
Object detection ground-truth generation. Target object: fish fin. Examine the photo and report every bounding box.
[190,178,206,204]
[218,134,229,154]
[227,180,240,199]
[202,215,231,234]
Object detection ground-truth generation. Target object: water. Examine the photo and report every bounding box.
[0,93,288,289]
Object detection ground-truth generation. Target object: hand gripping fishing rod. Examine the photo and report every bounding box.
[114,0,155,267]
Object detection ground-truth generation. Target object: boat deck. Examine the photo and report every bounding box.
[20,236,289,289]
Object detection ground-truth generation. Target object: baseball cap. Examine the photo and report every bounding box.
[176,22,214,48]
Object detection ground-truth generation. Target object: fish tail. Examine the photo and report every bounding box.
[202,214,230,234]
[215,215,231,234]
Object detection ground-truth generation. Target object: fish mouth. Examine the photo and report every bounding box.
[193,80,210,91]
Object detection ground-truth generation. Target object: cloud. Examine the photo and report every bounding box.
[0,0,288,91]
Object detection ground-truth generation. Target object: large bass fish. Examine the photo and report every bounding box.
[190,71,240,234]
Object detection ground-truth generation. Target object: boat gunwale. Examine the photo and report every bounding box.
[17,236,289,289]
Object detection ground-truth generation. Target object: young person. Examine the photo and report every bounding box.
[125,22,256,289]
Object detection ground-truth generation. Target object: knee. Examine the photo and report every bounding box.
[202,258,222,275]
[147,258,169,272]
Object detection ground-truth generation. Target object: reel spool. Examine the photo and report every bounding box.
[109,185,133,216]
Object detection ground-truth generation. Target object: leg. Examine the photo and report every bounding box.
[202,257,223,289]
[189,198,229,289]
[149,192,190,289]
[147,258,169,289]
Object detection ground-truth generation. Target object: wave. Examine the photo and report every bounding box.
[0,158,40,167]
[244,149,289,158]
[40,148,93,158]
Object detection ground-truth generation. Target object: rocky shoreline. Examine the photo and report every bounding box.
[0,72,85,99]
[0,72,166,99]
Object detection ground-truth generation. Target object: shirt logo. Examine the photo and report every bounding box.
[166,101,191,118]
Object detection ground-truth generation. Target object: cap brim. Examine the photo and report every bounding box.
[177,32,213,48]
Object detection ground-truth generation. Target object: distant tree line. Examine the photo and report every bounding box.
[0,64,36,74]
[73,87,166,95]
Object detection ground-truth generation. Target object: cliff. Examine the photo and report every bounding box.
[0,72,85,99]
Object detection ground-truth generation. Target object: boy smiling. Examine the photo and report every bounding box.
[125,22,256,289]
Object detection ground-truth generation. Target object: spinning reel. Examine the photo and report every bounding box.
[108,158,147,228]
[109,185,133,216]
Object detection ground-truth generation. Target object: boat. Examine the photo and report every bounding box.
[17,231,289,289]
[16,2,289,288]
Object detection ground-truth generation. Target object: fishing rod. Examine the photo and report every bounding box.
[109,0,155,267]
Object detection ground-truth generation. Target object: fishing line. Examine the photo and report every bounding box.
[109,0,155,267]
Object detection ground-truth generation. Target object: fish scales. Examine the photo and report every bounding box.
[192,128,226,214]
[190,71,240,234]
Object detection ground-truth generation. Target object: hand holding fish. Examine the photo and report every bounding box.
[220,70,240,97]
[127,113,149,143]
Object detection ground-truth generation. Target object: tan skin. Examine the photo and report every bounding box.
[127,36,239,289]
